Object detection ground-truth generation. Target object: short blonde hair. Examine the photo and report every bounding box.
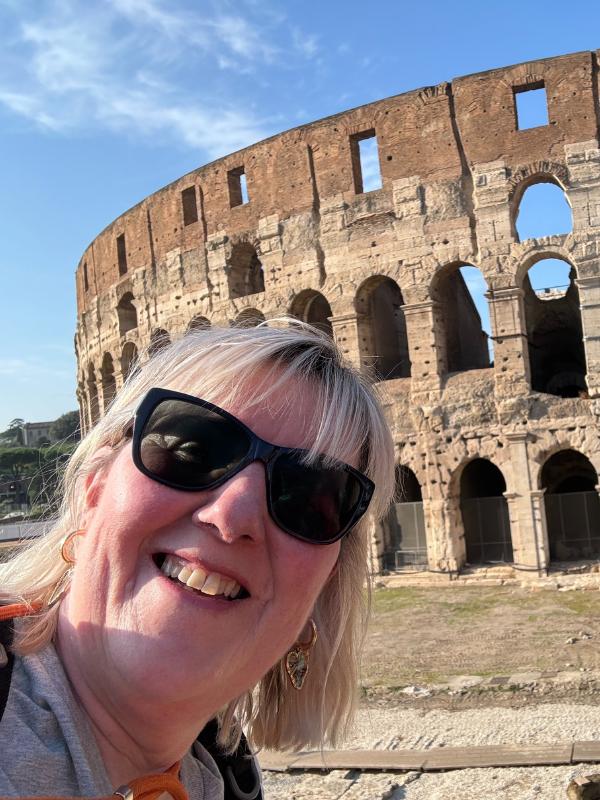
[0,321,395,751]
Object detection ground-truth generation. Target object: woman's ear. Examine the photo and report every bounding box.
[83,447,113,510]
[84,469,106,510]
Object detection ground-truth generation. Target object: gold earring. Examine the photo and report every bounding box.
[285,619,317,690]
[46,530,86,608]
[60,529,85,564]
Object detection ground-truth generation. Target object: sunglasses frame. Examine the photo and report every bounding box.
[130,387,375,545]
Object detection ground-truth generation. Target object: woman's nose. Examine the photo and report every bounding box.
[191,461,268,544]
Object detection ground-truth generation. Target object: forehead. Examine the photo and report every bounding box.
[219,378,322,452]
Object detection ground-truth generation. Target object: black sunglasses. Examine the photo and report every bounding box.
[130,388,374,545]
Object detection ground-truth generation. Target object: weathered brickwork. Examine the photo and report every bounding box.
[75,50,600,577]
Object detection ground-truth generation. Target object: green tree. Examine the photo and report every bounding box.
[0,447,39,478]
[0,418,24,446]
[49,411,80,442]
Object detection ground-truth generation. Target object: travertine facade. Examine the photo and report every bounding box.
[75,50,600,577]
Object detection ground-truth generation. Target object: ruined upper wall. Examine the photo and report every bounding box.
[75,49,600,311]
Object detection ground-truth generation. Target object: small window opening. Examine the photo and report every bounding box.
[228,167,249,208]
[350,130,382,194]
[181,187,199,226]
[83,262,89,292]
[514,83,549,130]
[117,234,127,276]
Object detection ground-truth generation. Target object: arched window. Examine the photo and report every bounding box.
[355,276,411,380]
[460,459,513,564]
[120,342,139,381]
[233,309,265,328]
[381,466,427,571]
[432,264,492,375]
[117,293,137,336]
[542,450,600,561]
[100,353,116,411]
[290,290,333,337]
[515,182,572,242]
[186,315,210,333]
[227,242,265,299]
[148,329,171,357]
[522,258,587,398]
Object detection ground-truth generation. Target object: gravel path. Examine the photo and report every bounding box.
[262,703,600,799]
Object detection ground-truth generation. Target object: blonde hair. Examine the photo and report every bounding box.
[0,321,395,751]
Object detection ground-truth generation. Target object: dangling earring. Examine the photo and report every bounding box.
[285,619,318,690]
[46,530,85,608]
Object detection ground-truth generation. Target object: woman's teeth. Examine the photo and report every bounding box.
[159,555,243,600]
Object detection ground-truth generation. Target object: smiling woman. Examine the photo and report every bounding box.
[0,321,395,800]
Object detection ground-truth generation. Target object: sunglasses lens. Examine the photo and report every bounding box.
[270,453,363,543]
[139,399,252,489]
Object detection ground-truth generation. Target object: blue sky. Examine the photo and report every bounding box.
[0,0,597,430]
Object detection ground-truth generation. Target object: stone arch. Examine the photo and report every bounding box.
[148,329,171,357]
[86,363,100,426]
[227,241,265,299]
[430,262,492,376]
[355,276,411,380]
[186,315,210,333]
[120,342,139,381]
[100,353,116,411]
[117,292,137,337]
[380,465,427,570]
[513,177,572,242]
[508,162,569,203]
[541,449,600,561]
[232,308,266,328]
[459,458,513,564]
[521,254,587,398]
[290,289,333,337]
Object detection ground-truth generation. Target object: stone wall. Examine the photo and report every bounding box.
[75,50,600,576]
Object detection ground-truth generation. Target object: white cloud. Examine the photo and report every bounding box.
[292,28,319,58]
[0,0,318,158]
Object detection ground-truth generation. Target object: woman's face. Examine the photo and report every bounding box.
[61,378,342,713]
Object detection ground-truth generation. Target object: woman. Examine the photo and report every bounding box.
[0,322,395,799]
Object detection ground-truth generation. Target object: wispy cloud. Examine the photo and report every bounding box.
[0,0,320,159]
[0,356,71,380]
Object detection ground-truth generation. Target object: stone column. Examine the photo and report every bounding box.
[471,160,512,246]
[505,432,548,575]
[424,496,462,573]
[576,274,600,399]
[488,287,531,401]
[205,231,230,304]
[402,301,443,399]
[257,214,284,291]
[329,312,363,370]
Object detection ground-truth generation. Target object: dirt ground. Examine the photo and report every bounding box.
[362,585,600,693]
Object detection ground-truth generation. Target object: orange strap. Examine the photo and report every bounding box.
[0,604,187,800]
[0,602,41,621]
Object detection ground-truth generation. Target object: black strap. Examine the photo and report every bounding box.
[197,718,262,800]
[0,618,15,724]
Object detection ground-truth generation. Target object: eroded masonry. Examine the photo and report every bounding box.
[75,50,600,577]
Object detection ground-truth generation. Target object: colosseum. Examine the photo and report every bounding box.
[75,50,600,578]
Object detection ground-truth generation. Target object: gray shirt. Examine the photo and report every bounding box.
[0,640,224,799]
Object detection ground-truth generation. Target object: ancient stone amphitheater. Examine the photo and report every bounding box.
[75,50,600,577]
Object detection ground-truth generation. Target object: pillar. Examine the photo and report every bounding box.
[505,432,548,575]
[488,287,531,400]
[576,274,600,398]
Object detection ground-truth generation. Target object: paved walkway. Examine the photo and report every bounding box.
[260,703,600,799]
[260,740,600,773]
